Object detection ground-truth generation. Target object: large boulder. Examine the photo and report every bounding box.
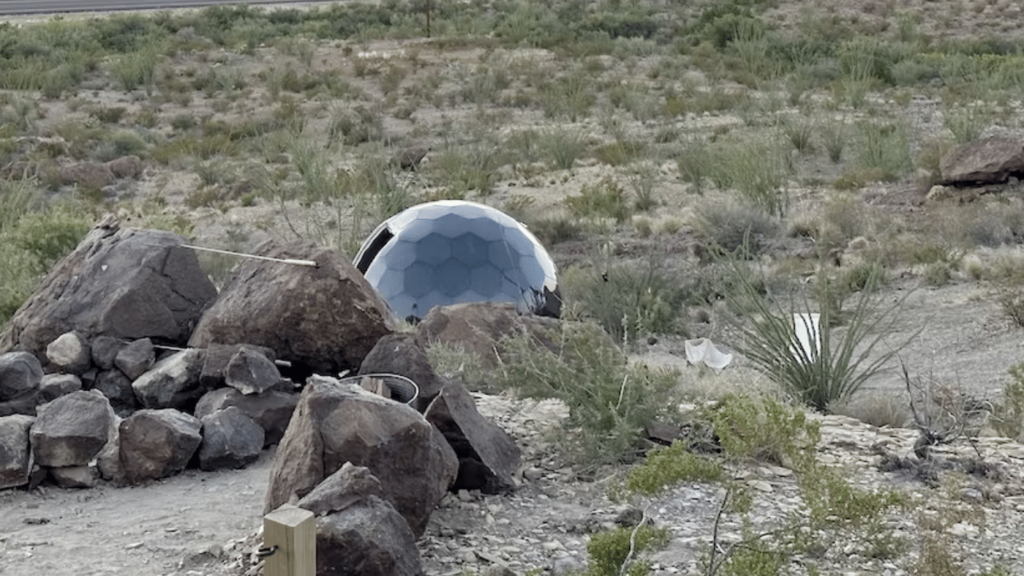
[424,379,521,494]
[0,216,217,360]
[131,348,206,410]
[119,409,202,483]
[264,375,458,537]
[416,302,560,371]
[0,414,35,489]
[940,136,1024,185]
[30,390,114,468]
[189,239,396,375]
[197,406,264,471]
[359,334,444,413]
[194,387,298,446]
[299,465,422,576]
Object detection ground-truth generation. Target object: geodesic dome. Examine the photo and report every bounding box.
[354,200,560,322]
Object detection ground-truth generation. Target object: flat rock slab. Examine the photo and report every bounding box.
[940,136,1024,185]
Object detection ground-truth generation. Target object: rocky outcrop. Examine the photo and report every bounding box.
[0,216,217,361]
[119,409,202,483]
[424,379,521,494]
[189,239,396,375]
[0,414,35,489]
[197,406,264,471]
[940,136,1024,185]
[30,390,113,468]
[360,334,445,412]
[265,375,458,537]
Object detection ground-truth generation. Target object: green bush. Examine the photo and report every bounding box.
[496,321,681,470]
[585,525,669,576]
[565,176,633,223]
[562,256,686,344]
[707,393,820,469]
[0,184,92,326]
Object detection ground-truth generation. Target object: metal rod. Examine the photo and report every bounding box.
[179,244,317,268]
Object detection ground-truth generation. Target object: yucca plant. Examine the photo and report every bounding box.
[724,257,918,412]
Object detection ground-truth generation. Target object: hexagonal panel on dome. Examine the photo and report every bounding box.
[451,233,490,267]
[357,200,561,321]
[416,232,453,265]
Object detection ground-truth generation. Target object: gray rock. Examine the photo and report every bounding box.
[0,414,36,489]
[96,414,123,483]
[119,409,202,483]
[50,465,98,488]
[59,161,113,188]
[131,348,206,410]
[940,136,1024,185]
[297,462,384,516]
[0,351,43,401]
[189,239,396,375]
[197,406,264,471]
[0,390,39,417]
[38,374,82,403]
[551,555,585,576]
[106,155,143,179]
[194,387,298,447]
[199,343,277,390]
[424,378,521,494]
[114,338,155,381]
[91,335,127,371]
[30,390,114,468]
[314,495,423,576]
[46,331,92,375]
[0,216,218,361]
[93,369,137,415]
[264,375,458,538]
[359,333,444,412]
[224,346,284,395]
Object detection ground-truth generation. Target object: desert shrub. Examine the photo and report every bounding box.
[0,183,92,325]
[584,525,669,576]
[694,199,781,257]
[496,321,681,470]
[111,46,161,92]
[561,256,686,344]
[538,127,588,170]
[565,176,633,223]
[990,363,1024,441]
[714,139,790,217]
[707,392,820,469]
[676,136,714,194]
[327,105,383,146]
[857,121,913,181]
[723,256,917,412]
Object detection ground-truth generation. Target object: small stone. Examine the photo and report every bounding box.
[747,480,773,493]
[960,488,984,504]
[948,522,979,537]
[524,467,544,481]
[542,541,564,552]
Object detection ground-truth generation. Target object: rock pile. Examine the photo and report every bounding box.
[0,217,537,569]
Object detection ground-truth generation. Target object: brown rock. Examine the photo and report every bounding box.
[940,136,1024,185]
[59,162,114,188]
[189,239,396,375]
[264,375,458,537]
[106,155,143,179]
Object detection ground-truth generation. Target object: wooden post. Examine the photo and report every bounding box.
[263,505,316,576]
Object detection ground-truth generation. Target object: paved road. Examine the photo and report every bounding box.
[0,0,320,16]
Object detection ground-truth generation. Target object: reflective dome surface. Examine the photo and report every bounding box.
[354,201,560,322]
